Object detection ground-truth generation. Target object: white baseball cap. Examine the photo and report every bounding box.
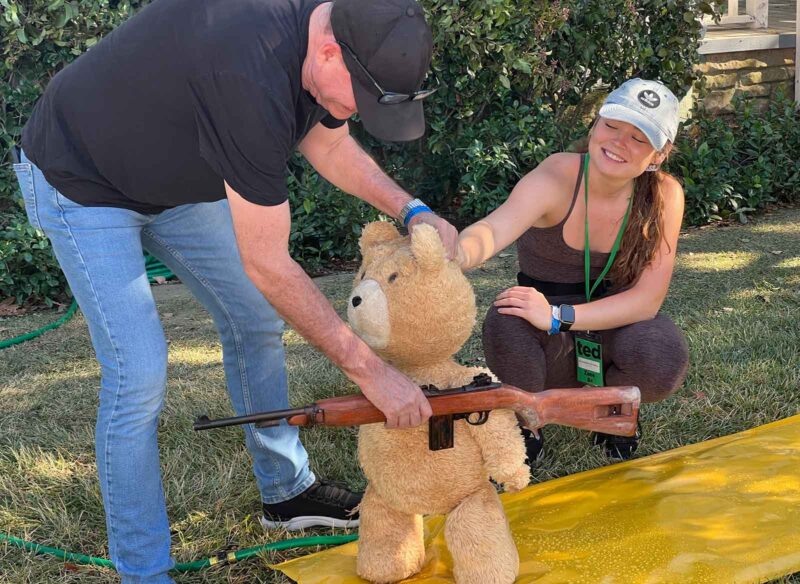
[598,78,679,151]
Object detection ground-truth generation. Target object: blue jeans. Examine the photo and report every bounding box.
[13,153,315,583]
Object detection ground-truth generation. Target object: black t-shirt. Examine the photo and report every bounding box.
[22,0,344,214]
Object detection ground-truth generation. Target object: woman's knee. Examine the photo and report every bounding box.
[610,316,689,401]
[481,305,547,390]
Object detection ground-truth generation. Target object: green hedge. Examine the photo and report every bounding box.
[6,0,797,308]
[358,0,716,218]
[1,0,151,305]
[668,91,800,225]
[286,155,381,273]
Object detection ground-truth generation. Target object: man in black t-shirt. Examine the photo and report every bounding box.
[14,0,453,581]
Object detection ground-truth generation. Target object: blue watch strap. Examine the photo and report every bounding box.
[403,204,433,226]
[548,305,561,336]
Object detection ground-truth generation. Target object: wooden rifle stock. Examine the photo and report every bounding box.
[299,384,640,436]
[194,380,640,437]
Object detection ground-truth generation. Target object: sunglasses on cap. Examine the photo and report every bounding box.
[338,41,439,105]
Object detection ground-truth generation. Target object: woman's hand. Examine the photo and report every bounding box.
[494,286,552,331]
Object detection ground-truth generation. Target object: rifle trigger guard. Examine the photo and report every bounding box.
[465,411,489,426]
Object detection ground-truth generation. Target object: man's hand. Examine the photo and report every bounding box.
[408,212,459,261]
[354,355,433,429]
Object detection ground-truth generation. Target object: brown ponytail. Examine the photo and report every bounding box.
[609,169,670,289]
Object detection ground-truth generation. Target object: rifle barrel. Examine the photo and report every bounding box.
[193,406,309,431]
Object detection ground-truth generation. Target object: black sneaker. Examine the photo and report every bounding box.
[521,427,545,465]
[261,480,361,531]
[591,422,642,461]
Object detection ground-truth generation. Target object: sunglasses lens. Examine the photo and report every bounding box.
[378,87,439,105]
[411,87,439,101]
[378,93,411,105]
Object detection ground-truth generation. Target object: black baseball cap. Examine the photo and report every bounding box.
[331,0,434,142]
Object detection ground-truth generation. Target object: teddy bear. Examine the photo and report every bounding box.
[346,221,530,584]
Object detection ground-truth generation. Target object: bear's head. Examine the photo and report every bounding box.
[347,222,476,369]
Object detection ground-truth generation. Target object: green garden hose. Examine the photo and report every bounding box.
[0,532,358,573]
[1,257,357,572]
[144,253,176,283]
[0,254,174,350]
[0,298,78,349]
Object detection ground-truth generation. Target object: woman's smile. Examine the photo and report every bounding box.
[601,147,628,164]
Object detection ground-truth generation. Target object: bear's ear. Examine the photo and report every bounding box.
[410,224,446,273]
[359,221,401,254]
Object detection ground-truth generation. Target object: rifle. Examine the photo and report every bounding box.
[194,374,641,451]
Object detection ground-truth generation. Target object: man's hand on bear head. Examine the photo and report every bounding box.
[408,212,459,262]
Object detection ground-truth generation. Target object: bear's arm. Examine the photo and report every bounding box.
[465,409,530,490]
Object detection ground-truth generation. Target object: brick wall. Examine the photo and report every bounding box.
[695,48,796,113]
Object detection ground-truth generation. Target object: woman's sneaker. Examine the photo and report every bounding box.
[591,422,642,461]
[261,480,361,530]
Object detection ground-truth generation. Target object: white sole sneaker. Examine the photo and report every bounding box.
[260,514,360,531]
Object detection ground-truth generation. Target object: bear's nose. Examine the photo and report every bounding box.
[351,296,362,308]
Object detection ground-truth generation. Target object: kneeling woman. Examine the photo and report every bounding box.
[457,79,689,461]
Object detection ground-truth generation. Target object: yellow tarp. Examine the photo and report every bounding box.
[274,415,800,584]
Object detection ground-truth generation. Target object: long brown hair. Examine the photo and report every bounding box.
[573,128,673,290]
[612,169,669,289]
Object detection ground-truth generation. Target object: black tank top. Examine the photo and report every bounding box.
[516,154,614,306]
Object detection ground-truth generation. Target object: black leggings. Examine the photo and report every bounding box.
[482,306,689,403]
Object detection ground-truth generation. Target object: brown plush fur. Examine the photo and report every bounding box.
[347,222,530,584]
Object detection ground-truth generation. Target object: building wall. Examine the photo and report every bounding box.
[696,48,796,113]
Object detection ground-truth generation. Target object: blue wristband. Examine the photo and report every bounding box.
[403,204,433,226]
[548,307,561,336]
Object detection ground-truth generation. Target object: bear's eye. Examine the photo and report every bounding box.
[359,271,365,281]
[388,273,398,283]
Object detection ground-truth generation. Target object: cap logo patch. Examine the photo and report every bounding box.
[638,90,660,109]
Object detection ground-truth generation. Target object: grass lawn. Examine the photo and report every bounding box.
[1,207,799,583]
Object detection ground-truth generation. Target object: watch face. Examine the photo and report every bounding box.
[560,304,576,324]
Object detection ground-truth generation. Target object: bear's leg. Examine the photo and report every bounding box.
[445,482,519,584]
[356,485,425,583]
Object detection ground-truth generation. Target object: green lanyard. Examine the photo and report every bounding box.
[583,153,633,302]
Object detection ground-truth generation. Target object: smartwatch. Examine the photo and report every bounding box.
[558,304,575,332]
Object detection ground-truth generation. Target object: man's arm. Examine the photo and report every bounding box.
[298,121,458,257]
[225,184,432,429]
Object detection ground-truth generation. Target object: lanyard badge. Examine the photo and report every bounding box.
[575,331,603,386]
[575,154,633,386]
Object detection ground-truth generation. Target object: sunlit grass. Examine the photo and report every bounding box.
[678,250,759,272]
[748,221,800,235]
[1,208,798,583]
[776,257,800,271]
